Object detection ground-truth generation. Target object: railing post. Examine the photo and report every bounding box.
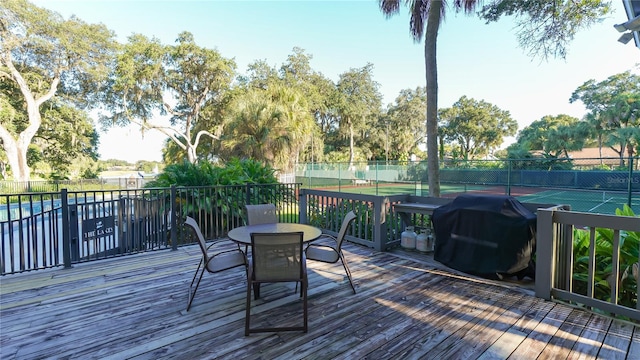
[298,189,308,224]
[170,185,177,250]
[372,196,386,252]
[535,208,555,300]
[61,189,72,269]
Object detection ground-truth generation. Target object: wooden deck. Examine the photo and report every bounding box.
[1,240,639,360]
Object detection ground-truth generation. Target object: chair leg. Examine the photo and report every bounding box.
[302,280,308,333]
[189,258,204,287]
[245,279,252,336]
[298,281,303,298]
[246,279,307,335]
[187,261,206,311]
[340,253,356,294]
[253,283,260,300]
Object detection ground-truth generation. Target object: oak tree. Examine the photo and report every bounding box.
[0,0,115,180]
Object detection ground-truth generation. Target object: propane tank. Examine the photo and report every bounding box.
[415,229,429,253]
[426,228,435,252]
[400,226,417,250]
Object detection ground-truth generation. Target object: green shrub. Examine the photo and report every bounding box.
[145,158,277,188]
[143,159,283,231]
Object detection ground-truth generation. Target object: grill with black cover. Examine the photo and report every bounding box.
[432,194,537,279]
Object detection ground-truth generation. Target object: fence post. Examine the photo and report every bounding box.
[507,159,512,196]
[61,189,72,269]
[171,185,177,250]
[628,155,634,208]
[375,161,379,196]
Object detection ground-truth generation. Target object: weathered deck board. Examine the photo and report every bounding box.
[1,241,638,360]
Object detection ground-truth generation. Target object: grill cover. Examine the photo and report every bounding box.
[432,194,537,279]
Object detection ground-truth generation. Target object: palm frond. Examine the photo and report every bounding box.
[379,0,401,17]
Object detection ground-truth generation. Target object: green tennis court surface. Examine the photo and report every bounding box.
[317,182,638,215]
[515,189,637,214]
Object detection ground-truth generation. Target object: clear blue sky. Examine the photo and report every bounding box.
[32,0,640,163]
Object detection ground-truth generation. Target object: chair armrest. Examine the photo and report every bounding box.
[205,239,238,250]
[310,234,337,244]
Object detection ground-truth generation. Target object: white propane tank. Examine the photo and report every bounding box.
[415,229,429,253]
[400,226,417,250]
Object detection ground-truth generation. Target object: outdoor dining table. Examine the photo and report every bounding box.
[228,223,322,299]
[227,223,322,245]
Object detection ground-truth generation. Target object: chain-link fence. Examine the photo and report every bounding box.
[295,157,640,215]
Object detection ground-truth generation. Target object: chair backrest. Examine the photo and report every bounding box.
[335,211,357,250]
[245,204,278,225]
[250,232,304,282]
[185,217,209,263]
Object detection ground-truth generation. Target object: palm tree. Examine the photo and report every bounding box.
[380,0,478,197]
[221,86,314,173]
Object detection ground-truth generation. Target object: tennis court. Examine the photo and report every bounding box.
[440,185,637,214]
[316,182,639,215]
[514,188,637,214]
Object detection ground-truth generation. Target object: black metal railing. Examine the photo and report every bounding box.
[1,183,300,275]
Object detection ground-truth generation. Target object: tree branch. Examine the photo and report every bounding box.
[192,129,220,149]
[125,116,189,151]
[162,101,185,118]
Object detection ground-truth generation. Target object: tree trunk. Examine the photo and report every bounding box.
[1,57,58,181]
[0,94,41,182]
[425,2,442,197]
[0,133,30,182]
[598,135,603,166]
[187,145,197,164]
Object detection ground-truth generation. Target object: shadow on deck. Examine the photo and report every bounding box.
[1,241,639,359]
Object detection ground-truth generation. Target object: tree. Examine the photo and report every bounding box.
[32,101,99,179]
[0,0,116,181]
[570,71,640,166]
[221,85,315,173]
[380,0,611,196]
[479,0,611,60]
[335,64,383,167]
[279,48,338,164]
[439,96,517,160]
[379,0,478,196]
[385,87,429,161]
[101,32,236,164]
[516,114,591,158]
[235,49,336,164]
[135,160,162,173]
[0,88,98,180]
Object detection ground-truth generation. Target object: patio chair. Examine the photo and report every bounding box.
[245,204,278,225]
[185,217,248,312]
[245,231,308,335]
[305,210,357,294]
